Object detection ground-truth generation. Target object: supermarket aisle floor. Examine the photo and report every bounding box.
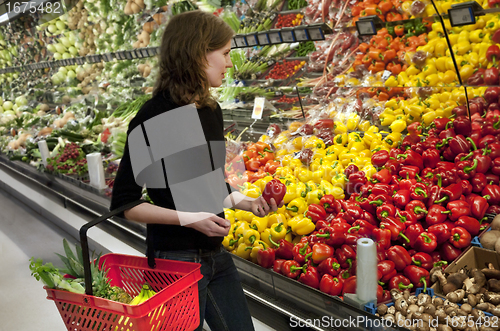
[0,187,275,331]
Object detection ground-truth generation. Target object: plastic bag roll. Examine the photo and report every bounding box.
[356,238,377,303]
[38,140,50,167]
[86,153,107,189]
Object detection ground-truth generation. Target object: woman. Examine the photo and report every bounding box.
[110,10,281,331]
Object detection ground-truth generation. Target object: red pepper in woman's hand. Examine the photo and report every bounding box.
[262,179,286,205]
[482,184,500,205]
[404,265,430,291]
[372,150,390,168]
[455,216,481,237]
[413,232,438,253]
[317,257,341,277]
[412,252,434,270]
[425,204,448,226]
[450,226,472,249]
[410,183,428,200]
[406,200,428,220]
[428,224,451,245]
[389,275,414,291]
[378,260,398,284]
[298,265,320,289]
[422,149,441,169]
[319,274,343,296]
[387,245,412,271]
[292,242,312,265]
[281,260,302,279]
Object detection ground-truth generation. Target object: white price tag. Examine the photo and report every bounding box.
[235,36,247,48]
[281,30,295,42]
[258,33,270,45]
[294,29,309,41]
[382,70,392,80]
[308,27,324,40]
[246,34,258,46]
[449,7,475,26]
[269,32,282,44]
[356,20,376,36]
[252,97,265,119]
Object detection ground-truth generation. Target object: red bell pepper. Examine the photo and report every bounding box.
[273,239,294,260]
[461,179,473,196]
[372,227,392,250]
[292,242,312,265]
[315,224,346,247]
[319,194,339,214]
[455,216,481,237]
[428,223,451,245]
[399,166,420,179]
[492,157,500,175]
[387,245,412,271]
[444,200,471,222]
[422,149,441,169]
[413,232,438,253]
[473,149,492,174]
[410,183,428,200]
[412,252,433,270]
[483,184,500,205]
[435,183,463,204]
[378,260,397,284]
[345,171,367,195]
[344,232,363,246]
[389,275,414,291]
[405,223,424,247]
[453,116,472,137]
[257,247,276,269]
[396,209,417,226]
[486,173,500,185]
[342,276,356,295]
[450,227,472,249]
[273,259,286,274]
[408,122,423,135]
[487,44,500,64]
[426,184,442,209]
[335,244,356,269]
[317,257,341,277]
[262,179,287,205]
[319,274,343,296]
[372,168,392,184]
[344,164,360,178]
[298,265,320,289]
[472,173,488,193]
[397,150,424,170]
[376,203,397,220]
[399,177,417,191]
[470,195,489,220]
[425,204,448,226]
[456,159,477,180]
[405,200,428,220]
[393,190,411,209]
[348,219,375,237]
[281,260,302,279]
[306,204,327,223]
[311,243,334,264]
[368,194,393,207]
[404,265,430,291]
[380,216,410,243]
[384,159,401,175]
[449,135,471,157]
[371,183,391,196]
[371,150,390,167]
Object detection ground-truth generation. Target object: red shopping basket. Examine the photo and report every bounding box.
[44,200,203,331]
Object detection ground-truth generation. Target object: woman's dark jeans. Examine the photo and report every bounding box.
[155,246,255,331]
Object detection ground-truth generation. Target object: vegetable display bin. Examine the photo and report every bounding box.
[45,200,203,331]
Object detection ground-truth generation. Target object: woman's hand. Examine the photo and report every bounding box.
[182,212,231,237]
[250,196,284,218]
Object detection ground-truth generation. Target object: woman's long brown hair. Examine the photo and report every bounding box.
[154,10,234,109]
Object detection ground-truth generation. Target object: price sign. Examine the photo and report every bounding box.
[449,6,475,26]
[294,28,309,41]
[356,20,377,36]
[231,38,237,49]
[234,36,247,48]
[246,34,258,47]
[257,33,270,45]
[252,97,266,119]
[307,27,324,41]
[268,31,282,44]
[141,49,149,57]
[281,29,295,42]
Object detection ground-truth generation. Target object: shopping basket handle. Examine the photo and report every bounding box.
[80,200,145,296]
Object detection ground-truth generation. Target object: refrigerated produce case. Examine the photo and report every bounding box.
[2,0,500,330]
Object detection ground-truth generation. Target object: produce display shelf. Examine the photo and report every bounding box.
[0,153,410,331]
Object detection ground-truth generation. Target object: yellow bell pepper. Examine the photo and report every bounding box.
[224,209,235,224]
[384,76,398,87]
[346,113,360,131]
[243,227,261,245]
[290,217,315,236]
[384,132,401,148]
[235,242,252,259]
[319,179,334,195]
[270,222,287,242]
[311,168,324,184]
[286,197,307,217]
[390,119,406,133]
[358,120,371,132]
[422,111,437,126]
[288,158,303,170]
[306,189,323,205]
[380,114,395,126]
[363,131,381,146]
[235,210,254,223]
[323,150,337,164]
[250,216,268,233]
[292,136,304,150]
[250,240,268,262]
[339,152,357,167]
[254,176,274,193]
[350,142,366,154]
[259,228,273,248]
[359,149,371,158]
[362,164,377,179]
[222,234,237,251]
[304,136,325,150]
[309,158,322,172]
[485,19,498,33]
[334,133,347,145]
[333,122,348,134]
[331,173,346,190]
[275,166,293,178]
[347,132,362,144]
[298,168,313,183]
[329,186,345,200]
[232,221,247,238]
[239,182,261,199]
[397,72,409,86]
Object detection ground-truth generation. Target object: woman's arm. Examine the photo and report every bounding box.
[124,203,230,237]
